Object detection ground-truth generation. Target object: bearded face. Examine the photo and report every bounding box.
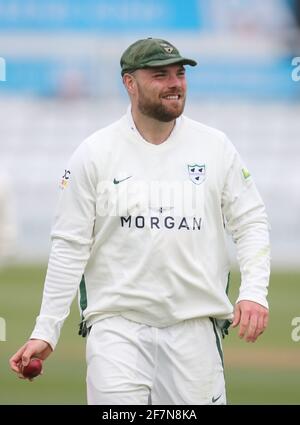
[133,65,187,122]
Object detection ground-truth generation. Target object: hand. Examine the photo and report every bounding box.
[9,339,53,379]
[232,300,269,343]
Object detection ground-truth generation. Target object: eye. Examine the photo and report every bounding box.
[177,70,186,77]
[153,72,166,78]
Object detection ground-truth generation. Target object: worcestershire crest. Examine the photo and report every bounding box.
[188,164,206,185]
[160,43,174,54]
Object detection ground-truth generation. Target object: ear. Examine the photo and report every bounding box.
[123,73,136,94]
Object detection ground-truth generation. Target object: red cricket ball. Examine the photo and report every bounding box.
[21,358,43,379]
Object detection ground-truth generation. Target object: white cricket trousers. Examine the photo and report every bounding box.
[86,316,226,405]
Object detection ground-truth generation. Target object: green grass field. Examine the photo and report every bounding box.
[1,265,300,404]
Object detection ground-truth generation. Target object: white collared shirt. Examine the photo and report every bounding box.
[31,108,270,349]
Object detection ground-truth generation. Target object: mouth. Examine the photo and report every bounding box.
[162,94,181,101]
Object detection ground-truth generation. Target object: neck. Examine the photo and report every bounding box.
[131,106,176,145]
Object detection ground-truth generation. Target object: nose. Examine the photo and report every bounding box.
[167,74,181,88]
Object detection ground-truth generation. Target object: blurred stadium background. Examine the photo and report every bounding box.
[0,0,299,405]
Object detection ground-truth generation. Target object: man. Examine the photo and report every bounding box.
[10,38,270,405]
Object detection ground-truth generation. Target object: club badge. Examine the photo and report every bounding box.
[188,164,206,185]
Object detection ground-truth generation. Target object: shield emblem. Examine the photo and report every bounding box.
[188,164,206,185]
[160,43,174,54]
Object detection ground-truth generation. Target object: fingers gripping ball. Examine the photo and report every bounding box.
[22,358,43,379]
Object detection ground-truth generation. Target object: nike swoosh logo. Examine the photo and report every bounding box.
[212,394,222,403]
[113,176,132,184]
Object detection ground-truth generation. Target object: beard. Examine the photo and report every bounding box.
[136,84,186,122]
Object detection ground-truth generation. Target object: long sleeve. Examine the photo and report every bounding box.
[221,138,271,308]
[30,141,96,349]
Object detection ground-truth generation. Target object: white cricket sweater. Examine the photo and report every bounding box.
[31,108,270,349]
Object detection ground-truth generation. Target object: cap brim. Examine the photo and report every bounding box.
[121,57,197,76]
[142,57,197,68]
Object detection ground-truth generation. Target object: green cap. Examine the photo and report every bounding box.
[120,38,197,76]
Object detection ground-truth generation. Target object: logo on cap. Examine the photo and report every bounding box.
[160,43,174,54]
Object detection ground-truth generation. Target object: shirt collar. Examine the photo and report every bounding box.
[126,105,182,145]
